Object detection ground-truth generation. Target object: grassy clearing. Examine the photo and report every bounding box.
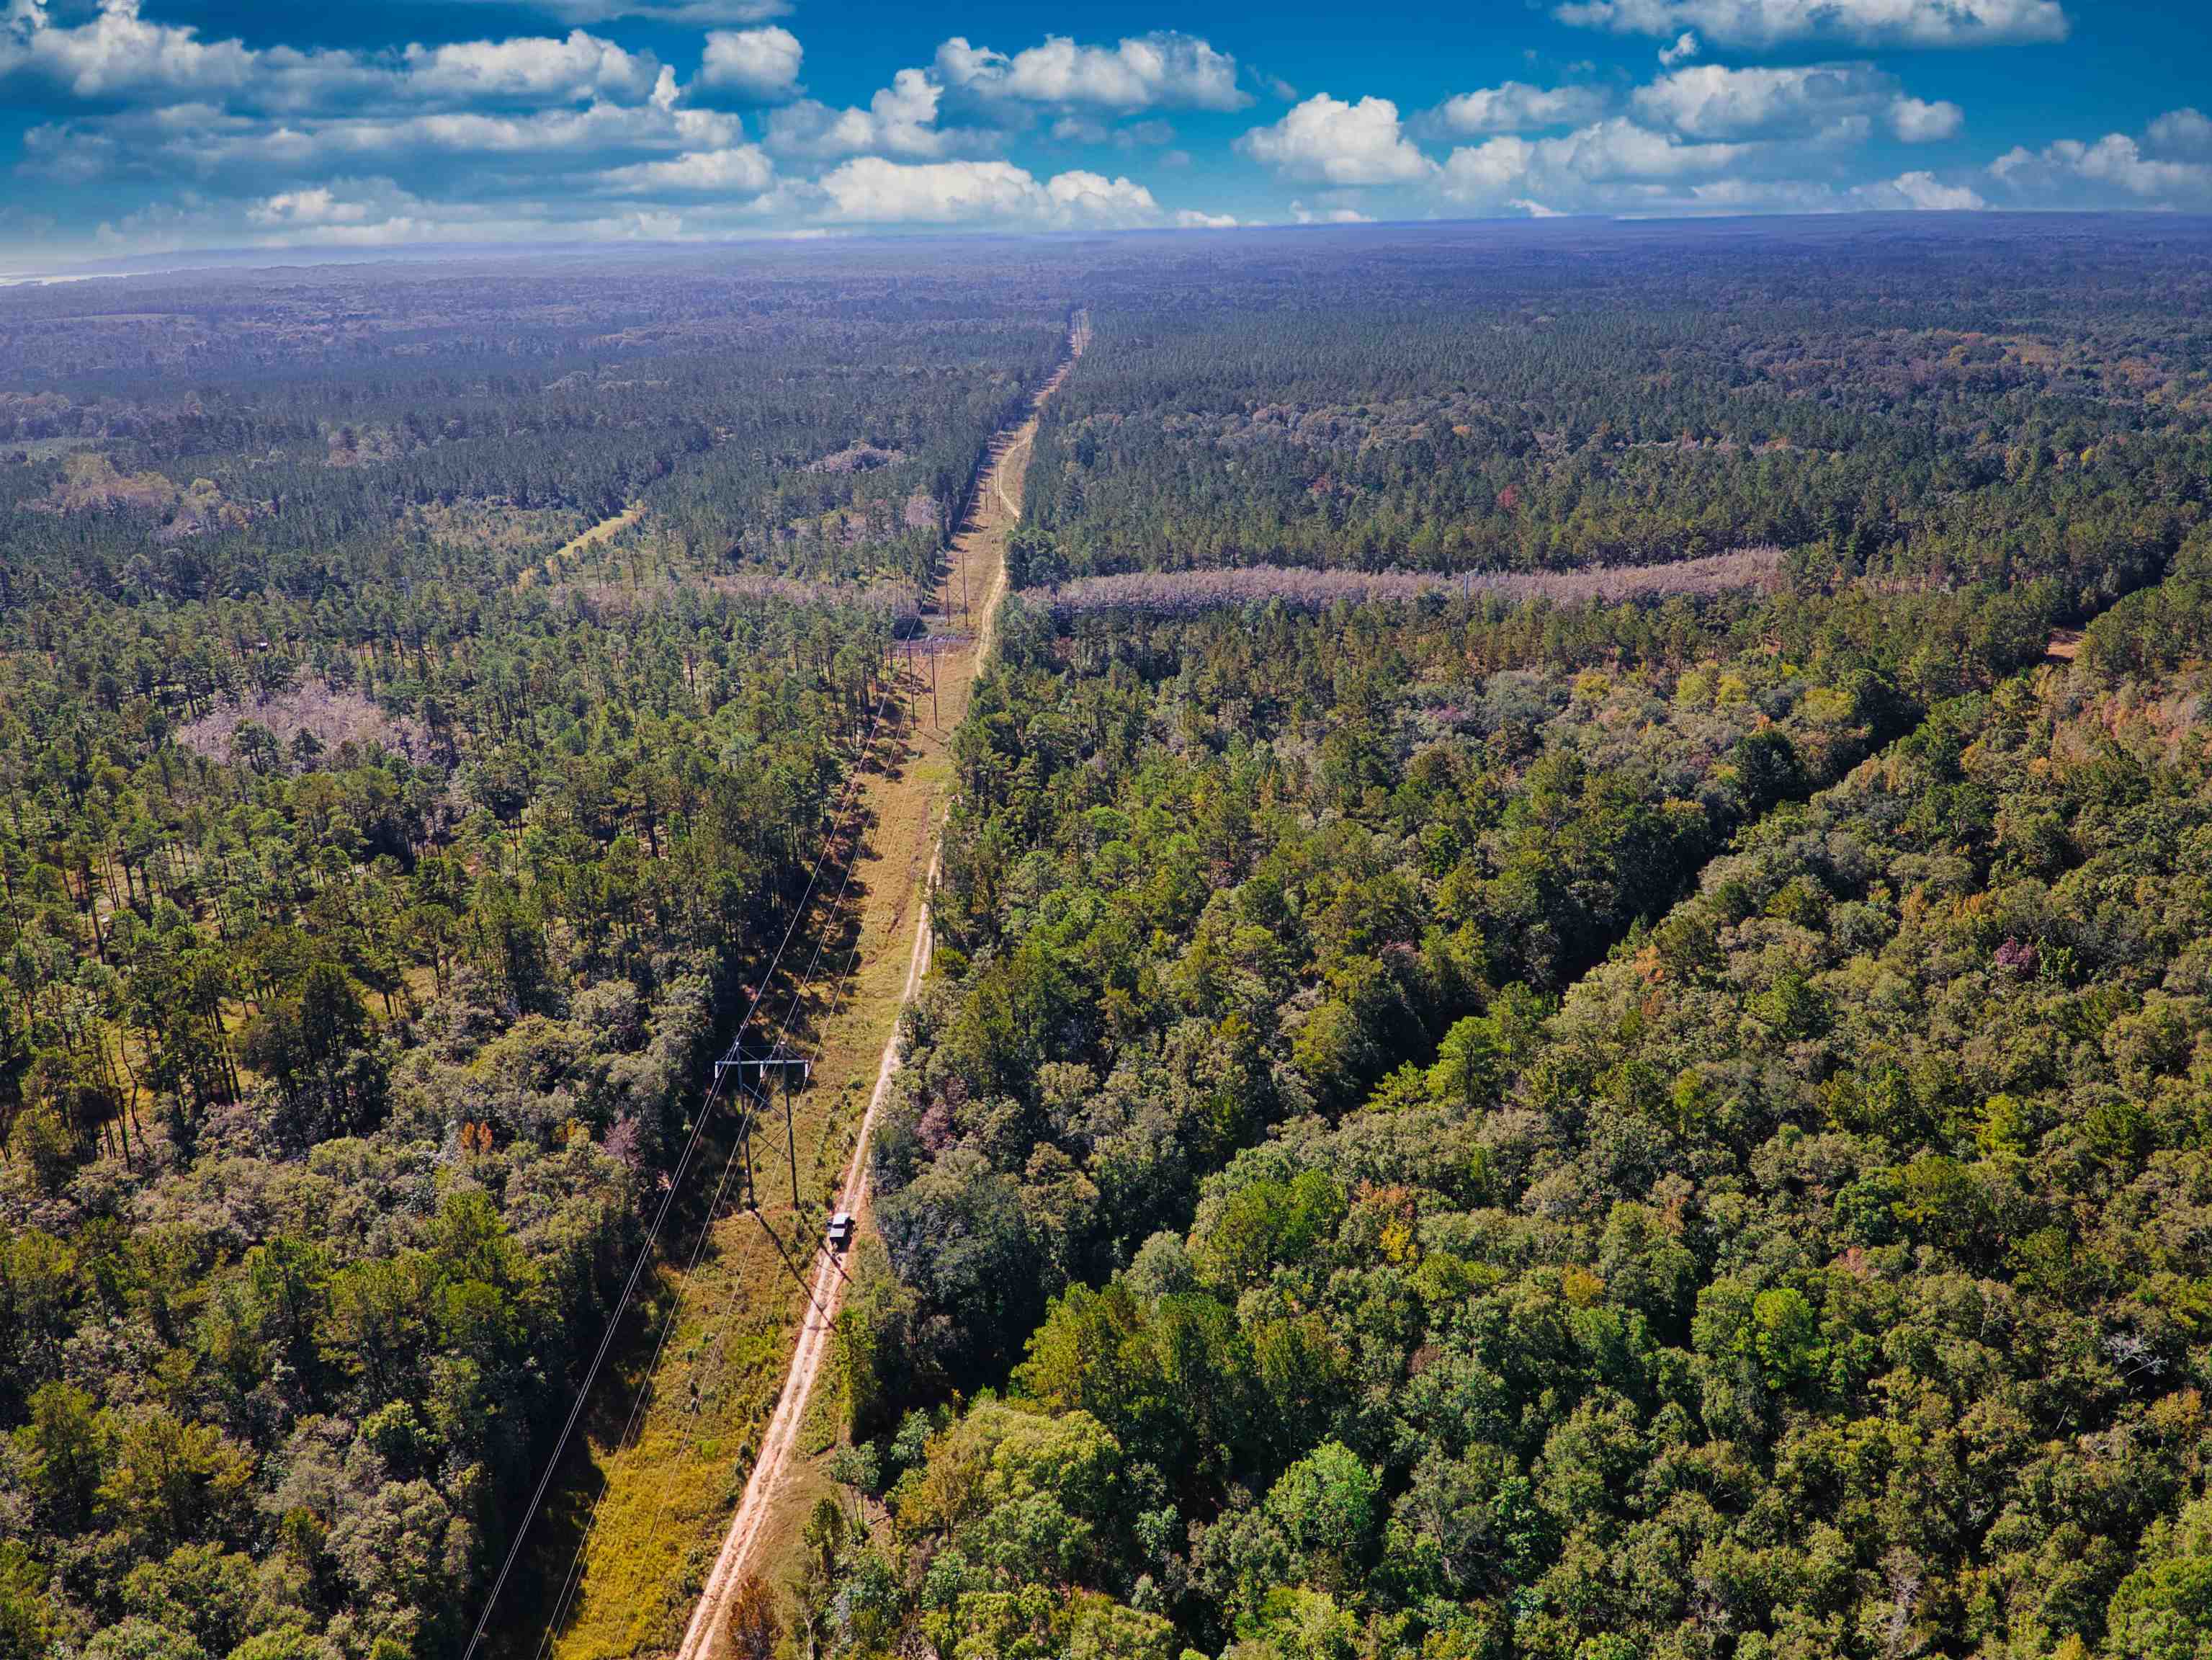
[515,502,647,591]
[521,399,1031,1660]
[521,710,939,1660]
[730,420,1039,1596]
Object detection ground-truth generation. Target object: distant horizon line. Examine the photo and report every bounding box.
[6,204,2211,289]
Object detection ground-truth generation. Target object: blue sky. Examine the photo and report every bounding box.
[1,0,2208,272]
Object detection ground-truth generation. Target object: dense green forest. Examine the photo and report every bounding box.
[5,220,2212,1660]
[0,254,1067,602]
[1014,221,2208,589]
[854,572,2010,1396]
[815,530,2212,1660]
[807,220,2212,1660]
[0,251,1068,1660]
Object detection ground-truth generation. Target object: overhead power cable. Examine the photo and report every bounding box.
[460,658,900,1660]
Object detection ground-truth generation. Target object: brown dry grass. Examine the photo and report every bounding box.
[1025,545,1786,621]
[174,680,428,765]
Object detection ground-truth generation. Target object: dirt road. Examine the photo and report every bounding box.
[670,316,1083,1660]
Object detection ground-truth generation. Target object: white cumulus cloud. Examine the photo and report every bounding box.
[2148,108,2212,155]
[400,30,661,104]
[815,156,1160,227]
[1433,81,1609,135]
[1554,0,2069,48]
[1441,117,1752,209]
[14,0,256,98]
[1992,131,2212,205]
[248,185,380,226]
[934,32,1247,111]
[440,0,789,22]
[1859,169,1984,208]
[1044,169,1163,224]
[1889,97,1962,142]
[1239,94,1435,186]
[239,177,516,247]
[1632,63,1893,139]
[1290,200,1375,223]
[766,68,988,160]
[1,0,683,115]
[597,144,773,193]
[697,27,802,99]
[144,99,742,173]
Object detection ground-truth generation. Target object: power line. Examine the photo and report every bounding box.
[513,669,901,1659]
[460,653,900,1660]
[468,312,1075,1655]
[556,705,897,1621]
[528,1066,752,1660]
[544,553,957,1648]
[525,1051,810,1660]
[499,671,897,1660]
[654,788,885,1432]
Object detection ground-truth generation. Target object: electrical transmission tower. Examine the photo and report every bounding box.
[714,1040,812,1210]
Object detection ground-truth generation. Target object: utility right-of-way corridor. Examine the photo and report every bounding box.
[669,313,1085,1660]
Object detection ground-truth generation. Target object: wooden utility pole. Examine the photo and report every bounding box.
[717,1046,811,1210]
[781,1063,800,1209]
